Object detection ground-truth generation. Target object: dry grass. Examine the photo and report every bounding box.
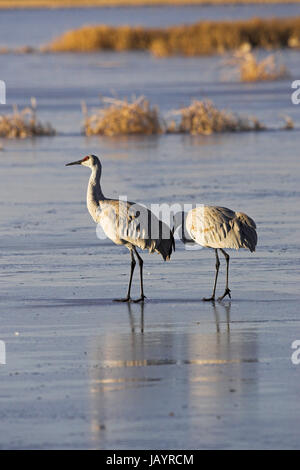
[167,100,265,134]
[82,96,265,136]
[229,45,289,81]
[281,115,294,130]
[47,17,300,56]
[0,46,35,54]
[82,96,163,136]
[0,98,55,139]
[1,1,300,8]
[48,25,166,53]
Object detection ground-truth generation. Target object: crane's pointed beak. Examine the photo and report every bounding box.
[65,159,82,166]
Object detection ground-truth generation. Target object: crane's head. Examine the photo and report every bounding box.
[66,154,101,169]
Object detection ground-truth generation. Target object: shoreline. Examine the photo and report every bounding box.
[1,16,299,56]
[0,0,300,10]
[44,17,300,56]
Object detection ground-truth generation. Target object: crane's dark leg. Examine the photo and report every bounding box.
[218,249,231,301]
[114,249,136,302]
[203,249,220,301]
[133,247,146,303]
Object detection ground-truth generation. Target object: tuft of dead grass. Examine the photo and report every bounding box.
[167,100,265,135]
[281,115,294,130]
[0,98,56,139]
[82,96,266,136]
[82,96,163,136]
[229,44,289,82]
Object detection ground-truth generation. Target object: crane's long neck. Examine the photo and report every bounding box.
[87,164,105,222]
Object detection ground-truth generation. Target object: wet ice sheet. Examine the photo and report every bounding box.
[1,295,300,449]
[0,130,300,449]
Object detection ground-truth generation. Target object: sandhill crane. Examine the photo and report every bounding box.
[66,155,175,302]
[174,206,257,301]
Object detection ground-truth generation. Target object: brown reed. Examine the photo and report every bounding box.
[0,98,56,139]
[167,100,266,134]
[47,17,300,56]
[228,45,289,81]
[82,96,163,136]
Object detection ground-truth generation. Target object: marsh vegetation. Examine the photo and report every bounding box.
[47,17,300,56]
[82,97,266,136]
[0,99,55,139]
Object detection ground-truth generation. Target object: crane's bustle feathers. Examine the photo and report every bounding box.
[186,206,257,252]
[98,200,175,260]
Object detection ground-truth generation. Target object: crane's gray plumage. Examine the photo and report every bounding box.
[66,154,175,302]
[174,205,257,301]
[98,199,174,261]
[186,206,257,252]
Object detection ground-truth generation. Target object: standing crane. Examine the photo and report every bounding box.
[173,206,257,301]
[66,155,175,302]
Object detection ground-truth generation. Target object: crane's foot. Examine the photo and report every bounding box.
[202,296,215,302]
[113,297,132,303]
[218,288,231,301]
[133,295,146,303]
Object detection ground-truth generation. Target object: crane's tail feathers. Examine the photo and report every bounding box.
[158,230,175,261]
[236,212,258,252]
[171,226,176,252]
